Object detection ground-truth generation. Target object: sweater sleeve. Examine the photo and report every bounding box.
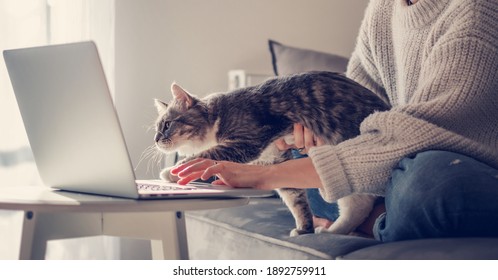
[308,1,498,203]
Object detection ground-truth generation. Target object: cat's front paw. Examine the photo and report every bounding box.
[289,228,314,237]
[160,167,179,182]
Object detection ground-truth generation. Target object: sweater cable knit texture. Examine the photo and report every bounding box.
[308,0,498,202]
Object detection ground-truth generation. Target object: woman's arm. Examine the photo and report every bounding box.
[172,157,323,190]
[173,122,327,189]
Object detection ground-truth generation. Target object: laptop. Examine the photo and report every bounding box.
[3,41,273,199]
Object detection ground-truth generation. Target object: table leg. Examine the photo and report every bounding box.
[150,211,188,260]
[103,211,189,260]
[18,211,36,260]
[18,211,103,260]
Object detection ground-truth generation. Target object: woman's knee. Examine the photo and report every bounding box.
[388,151,498,199]
[388,150,489,201]
[378,150,498,241]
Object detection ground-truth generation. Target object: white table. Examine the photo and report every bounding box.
[0,186,248,260]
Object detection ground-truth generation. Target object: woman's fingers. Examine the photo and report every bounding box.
[211,179,227,185]
[175,159,220,183]
[170,157,205,175]
[275,138,293,151]
[275,123,326,153]
[176,170,206,185]
[293,123,305,149]
[303,126,316,152]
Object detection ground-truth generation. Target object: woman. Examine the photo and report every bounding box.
[172,0,498,242]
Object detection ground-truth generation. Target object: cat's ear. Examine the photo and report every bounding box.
[154,99,168,114]
[171,83,195,109]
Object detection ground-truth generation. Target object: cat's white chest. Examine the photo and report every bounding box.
[177,119,220,156]
[255,143,283,164]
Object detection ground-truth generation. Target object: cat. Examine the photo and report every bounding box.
[153,71,390,236]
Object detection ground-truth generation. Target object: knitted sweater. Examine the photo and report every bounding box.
[308,0,498,202]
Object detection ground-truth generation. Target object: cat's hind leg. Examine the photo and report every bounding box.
[277,188,314,236]
[315,194,375,235]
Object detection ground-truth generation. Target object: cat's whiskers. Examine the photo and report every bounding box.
[135,144,164,176]
[145,123,157,134]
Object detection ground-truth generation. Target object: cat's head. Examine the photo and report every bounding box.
[154,83,212,155]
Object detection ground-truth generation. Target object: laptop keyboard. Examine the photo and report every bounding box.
[137,183,198,192]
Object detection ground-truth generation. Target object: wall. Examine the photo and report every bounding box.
[115,0,369,179]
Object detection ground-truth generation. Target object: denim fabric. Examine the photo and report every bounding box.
[306,188,340,221]
[374,150,498,242]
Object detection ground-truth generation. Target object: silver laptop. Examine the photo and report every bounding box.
[3,41,272,199]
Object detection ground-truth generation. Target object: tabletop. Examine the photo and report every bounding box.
[0,186,249,213]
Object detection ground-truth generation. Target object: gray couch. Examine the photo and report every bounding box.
[185,41,498,260]
[185,197,498,259]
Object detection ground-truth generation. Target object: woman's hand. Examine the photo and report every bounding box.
[275,123,325,153]
[170,158,274,189]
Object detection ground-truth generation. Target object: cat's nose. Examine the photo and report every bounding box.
[154,132,162,143]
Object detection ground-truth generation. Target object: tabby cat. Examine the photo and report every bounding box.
[154,71,390,236]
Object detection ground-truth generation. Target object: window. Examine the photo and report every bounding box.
[0,0,114,187]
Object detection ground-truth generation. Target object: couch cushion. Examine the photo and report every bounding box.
[185,198,380,259]
[340,238,498,260]
[268,40,349,76]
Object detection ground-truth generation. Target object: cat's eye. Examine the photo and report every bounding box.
[164,121,172,130]
[157,121,172,135]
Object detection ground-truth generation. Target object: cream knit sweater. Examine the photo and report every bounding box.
[308,0,498,202]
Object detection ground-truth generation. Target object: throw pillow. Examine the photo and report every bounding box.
[268,40,349,76]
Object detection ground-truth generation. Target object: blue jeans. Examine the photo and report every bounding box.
[307,150,498,242]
